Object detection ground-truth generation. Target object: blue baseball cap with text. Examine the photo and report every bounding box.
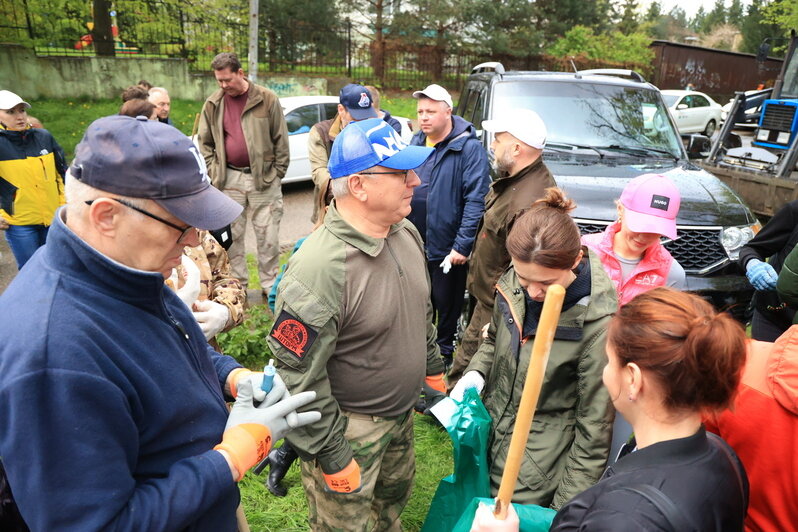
[69,115,242,230]
[328,118,433,178]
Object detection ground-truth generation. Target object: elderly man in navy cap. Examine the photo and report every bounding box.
[0,115,320,531]
[268,118,447,531]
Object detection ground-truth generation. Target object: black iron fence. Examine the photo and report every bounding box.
[0,0,641,89]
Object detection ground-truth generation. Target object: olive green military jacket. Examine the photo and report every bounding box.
[467,250,617,509]
[267,203,444,473]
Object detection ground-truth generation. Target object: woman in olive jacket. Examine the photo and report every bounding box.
[451,187,617,509]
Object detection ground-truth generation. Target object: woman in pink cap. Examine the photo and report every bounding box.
[582,173,685,307]
[582,173,686,461]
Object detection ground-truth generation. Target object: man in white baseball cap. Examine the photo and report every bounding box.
[448,108,556,388]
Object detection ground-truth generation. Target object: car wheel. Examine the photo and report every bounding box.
[704,119,716,137]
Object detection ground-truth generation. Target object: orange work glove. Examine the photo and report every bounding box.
[322,458,362,494]
[425,373,447,394]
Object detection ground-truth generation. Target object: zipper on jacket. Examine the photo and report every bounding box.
[385,239,404,277]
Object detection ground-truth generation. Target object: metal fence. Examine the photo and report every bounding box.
[0,0,640,89]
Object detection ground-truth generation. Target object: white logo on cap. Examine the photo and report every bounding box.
[188,146,210,183]
[369,125,407,159]
[358,93,370,108]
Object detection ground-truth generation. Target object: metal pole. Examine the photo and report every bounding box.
[248,0,259,83]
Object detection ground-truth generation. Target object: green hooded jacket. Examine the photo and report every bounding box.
[467,249,617,509]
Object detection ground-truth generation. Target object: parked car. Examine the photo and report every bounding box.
[457,63,759,319]
[661,89,723,137]
[720,88,773,129]
[193,95,412,184]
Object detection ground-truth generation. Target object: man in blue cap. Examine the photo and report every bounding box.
[268,118,447,530]
[308,83,378,224]
[0,115,320,531]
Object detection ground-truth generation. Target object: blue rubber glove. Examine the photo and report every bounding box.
[746,259,779,291]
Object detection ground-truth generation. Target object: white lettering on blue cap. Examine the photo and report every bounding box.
[188,145,211,184]
[368,122,407,160]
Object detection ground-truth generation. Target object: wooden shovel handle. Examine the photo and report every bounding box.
[494,284,566,520]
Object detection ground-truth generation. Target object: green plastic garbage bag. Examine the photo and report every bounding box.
[451,497,556,532]
[421,388,491,532]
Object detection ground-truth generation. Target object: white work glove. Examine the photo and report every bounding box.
[216,377,320,480]
[193,299,230,340]
[170,255,201,308]
[450,371,485,402]
[470,500,520,532]
[439,255,453,274]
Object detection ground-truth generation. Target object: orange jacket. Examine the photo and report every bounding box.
[704,327,798,532]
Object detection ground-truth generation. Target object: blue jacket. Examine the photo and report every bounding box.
[0,210,242,531]
[408,115,490,261]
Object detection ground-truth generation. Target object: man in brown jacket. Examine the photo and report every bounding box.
[448,109,555,388]
[197,53,289,296]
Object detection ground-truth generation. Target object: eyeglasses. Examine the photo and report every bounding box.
[85,198,196,244]
[359,170,410,183]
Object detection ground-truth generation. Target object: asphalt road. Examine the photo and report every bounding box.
[0,180,317,296]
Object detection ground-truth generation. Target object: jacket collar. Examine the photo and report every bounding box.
[44,208,172,313]
[606,426,710,478]
[594,221,672,269]
[323,201,405,258]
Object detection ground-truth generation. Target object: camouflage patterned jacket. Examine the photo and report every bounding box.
[167,230,245,334]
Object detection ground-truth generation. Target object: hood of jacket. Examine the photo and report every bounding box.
[766,325,798,414]
[411,114,477,151]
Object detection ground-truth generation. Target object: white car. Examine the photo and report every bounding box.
[661,90,723,137]
[282,96,413,184]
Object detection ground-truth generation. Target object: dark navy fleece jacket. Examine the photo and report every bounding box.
[0,209,242,531]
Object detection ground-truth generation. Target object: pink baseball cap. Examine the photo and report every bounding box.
[619,173,680,239]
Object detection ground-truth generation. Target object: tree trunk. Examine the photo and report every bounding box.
[92,0,115,56]
[372,0,385,84]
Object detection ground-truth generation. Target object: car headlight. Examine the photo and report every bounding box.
[720,222,761,260]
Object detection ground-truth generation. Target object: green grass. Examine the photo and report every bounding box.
[218,253,454,530]
[28,97,203,159]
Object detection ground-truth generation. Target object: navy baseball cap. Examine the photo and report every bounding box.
[328,118,433,178]
[69,115,242,230]
[339,84,378,120]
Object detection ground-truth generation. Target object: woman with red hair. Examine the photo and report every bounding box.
[552,288,749,531]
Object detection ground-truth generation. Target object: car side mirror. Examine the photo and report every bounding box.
[676,103,688,110]
[723,132,743,150]
[685,134,711,159]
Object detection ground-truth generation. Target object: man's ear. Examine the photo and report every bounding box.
[87,198,122,237]
[347,175,368,202]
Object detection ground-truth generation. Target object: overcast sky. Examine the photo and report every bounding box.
[639,0,751,19]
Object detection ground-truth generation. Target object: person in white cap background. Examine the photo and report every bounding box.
[0,115,320,531]
[0,89,66,270]
[447,109,556,389]
[408,83,490,370]
[268,118,447,530]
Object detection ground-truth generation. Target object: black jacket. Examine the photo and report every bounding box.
[551,427,748,532]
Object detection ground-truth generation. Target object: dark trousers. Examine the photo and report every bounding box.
[428,260,468,358]
[751,309,789,342]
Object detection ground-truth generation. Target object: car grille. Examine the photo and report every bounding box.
[761,103,797,132]
[578,222,727,272]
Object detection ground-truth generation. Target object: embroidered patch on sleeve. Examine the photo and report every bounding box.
[270,310,319,359]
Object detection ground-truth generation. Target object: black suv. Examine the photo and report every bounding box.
[457,63,759,318]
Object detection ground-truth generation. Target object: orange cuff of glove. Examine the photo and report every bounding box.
[228,368,252,399]
[214,424,272,481]
[323,459,361,493]
[425,373,447,394]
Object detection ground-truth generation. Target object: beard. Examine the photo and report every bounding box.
[492,149,514,174]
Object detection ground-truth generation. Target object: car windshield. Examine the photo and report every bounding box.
[491,80,684,158]
[662,94,679,107]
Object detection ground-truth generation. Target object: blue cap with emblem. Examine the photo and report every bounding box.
[68,115,242,230]
[339,84,378,120]
[328,118,433,179]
